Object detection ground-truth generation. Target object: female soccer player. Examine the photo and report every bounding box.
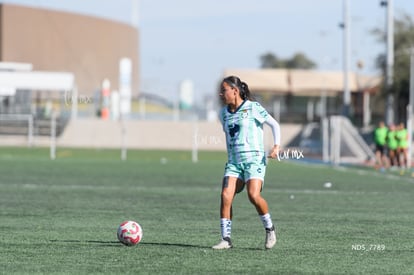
[396,122,408,169]
[212,75,281,250]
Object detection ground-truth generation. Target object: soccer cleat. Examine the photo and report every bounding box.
[265,226,276,249]
[212,237,233,249]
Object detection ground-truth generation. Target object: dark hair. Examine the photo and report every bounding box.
[222,75,252,100]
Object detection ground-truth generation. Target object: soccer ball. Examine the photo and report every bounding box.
[117,220,143,246]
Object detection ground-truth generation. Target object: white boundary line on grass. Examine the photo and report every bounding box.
[276,160,414,184]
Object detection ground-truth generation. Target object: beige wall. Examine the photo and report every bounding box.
[0,4,139,96]
[0,119,303,151]
[59,119,301,151]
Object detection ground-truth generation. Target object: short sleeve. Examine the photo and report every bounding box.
[252,102,268,124]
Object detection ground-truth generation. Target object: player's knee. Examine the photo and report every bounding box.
[221,189,234,202]
[247,192,261,205]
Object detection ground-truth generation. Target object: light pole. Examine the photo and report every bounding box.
[380,0,394,125]
[340,0,351,118]
[131,0,139,27]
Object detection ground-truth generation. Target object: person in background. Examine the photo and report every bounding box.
[396,122,408,170]
[386,124,399,169]
[373,121,388,171]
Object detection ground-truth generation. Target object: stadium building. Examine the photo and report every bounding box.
[223,68,382,126]
[0,3,139,119]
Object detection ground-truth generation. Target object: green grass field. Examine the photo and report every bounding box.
[0,147,413,274]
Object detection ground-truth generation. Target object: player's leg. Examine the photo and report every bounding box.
[397,147,402,167]
[376,145,387,171]
[220,176,240,219]
[213,176,243,249]
[246,178,268,215]
[382,147,390,168]
[229,178,245,220]
[246,178,277,249]
[389,149,397,167]
[374,145,382,170]
[403,148,408,167]
[375,145,381,169]
[399,147,408,170]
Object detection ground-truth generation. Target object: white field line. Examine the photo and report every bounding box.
[279,160,414,184]
[0,183,385,196]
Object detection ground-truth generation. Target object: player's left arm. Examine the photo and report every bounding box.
[264,115,280,159]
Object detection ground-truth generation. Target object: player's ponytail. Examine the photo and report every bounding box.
[240,82,252,100]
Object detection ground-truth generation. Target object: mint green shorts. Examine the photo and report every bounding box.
[223,161,266,183]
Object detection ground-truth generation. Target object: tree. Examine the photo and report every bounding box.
[286,53,316,69]
[260,53,286,68]
[260,52,316,69]
[372,13,414,122]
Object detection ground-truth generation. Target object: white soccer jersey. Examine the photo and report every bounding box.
[219,100,269,163]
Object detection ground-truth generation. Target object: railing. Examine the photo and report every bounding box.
[0,114,33,146]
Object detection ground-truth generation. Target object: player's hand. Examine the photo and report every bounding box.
[267,145,280,159]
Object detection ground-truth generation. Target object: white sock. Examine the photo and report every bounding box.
[220,218,232,239]
[260,213,274,229]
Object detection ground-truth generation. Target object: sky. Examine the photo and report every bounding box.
[1,0,414,104]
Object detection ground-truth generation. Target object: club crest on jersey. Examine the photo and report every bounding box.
[228,124,240,138]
